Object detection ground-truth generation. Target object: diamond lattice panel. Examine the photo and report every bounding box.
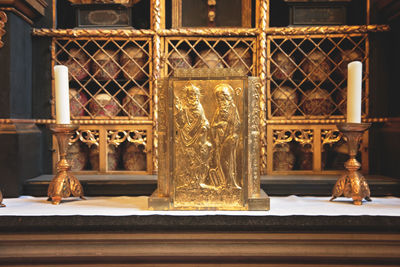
[166,37,257,76]
[54,37,152,120]
[267,34,368,119]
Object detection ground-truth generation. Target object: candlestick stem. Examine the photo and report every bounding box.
[0,189,5,207]
[47,124,85,205]
[330,123,371,205]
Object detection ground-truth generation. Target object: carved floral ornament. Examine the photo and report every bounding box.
[0,11,7,48]
[69,129,147,150]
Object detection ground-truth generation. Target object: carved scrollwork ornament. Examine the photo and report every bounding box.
[69,130,81,145]
[78,130,100,147]
[321,129,343,152]
[126,130,147,150]
[321,129,342,146]
[108,130,128,147]
[273,130,293,147]
[0,11,7,48]
[273,129,314,152]
[294,130,313,148]
[107,130,147,151]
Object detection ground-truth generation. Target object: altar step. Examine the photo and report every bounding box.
[23,174,400,197]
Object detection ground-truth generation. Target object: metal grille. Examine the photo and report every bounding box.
[165,37,257,76]
[267,34,368,119]
[53,37,152,120]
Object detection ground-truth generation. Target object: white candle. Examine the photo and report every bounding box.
[347,61,362,123]
[54,65,70,124]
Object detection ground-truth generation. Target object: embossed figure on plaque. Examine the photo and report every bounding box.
[173,81,243,208]
[149,69,270,210]
[211,84,241,189]
[174,83,212,189]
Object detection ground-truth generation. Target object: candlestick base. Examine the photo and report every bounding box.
[0,189,5,207]
[47,124,85,205]
[330,123,371,205]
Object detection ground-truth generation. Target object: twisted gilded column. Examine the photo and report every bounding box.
[258,0,268,174]
[152,0,162,174]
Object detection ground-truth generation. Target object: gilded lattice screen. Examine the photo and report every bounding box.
[27,0,390,176]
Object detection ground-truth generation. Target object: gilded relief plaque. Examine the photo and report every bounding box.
[149,69,269,210]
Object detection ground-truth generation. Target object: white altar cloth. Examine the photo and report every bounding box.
[0,195,399,216]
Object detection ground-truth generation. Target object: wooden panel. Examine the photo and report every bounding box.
[0,232,399,265]
[172,0,251,28]
[372,0,400,22]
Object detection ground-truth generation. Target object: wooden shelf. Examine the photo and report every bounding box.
[23,174,400,197]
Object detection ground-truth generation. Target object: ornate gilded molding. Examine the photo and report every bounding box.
[32,25,389,38]
[248,77,261,198]
[0,118,153,125]
[0,117,392,126]
[156,79,169,197]
[0,11,7,48]
[32,28,156,37]
[32,28,260,38]
[265,25,390,36]
[266,118,390,125]
[158,28,259,36]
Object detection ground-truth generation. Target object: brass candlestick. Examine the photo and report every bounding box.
[330,122,372,205]
[0,189,5,207]
[48,124,85,205]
